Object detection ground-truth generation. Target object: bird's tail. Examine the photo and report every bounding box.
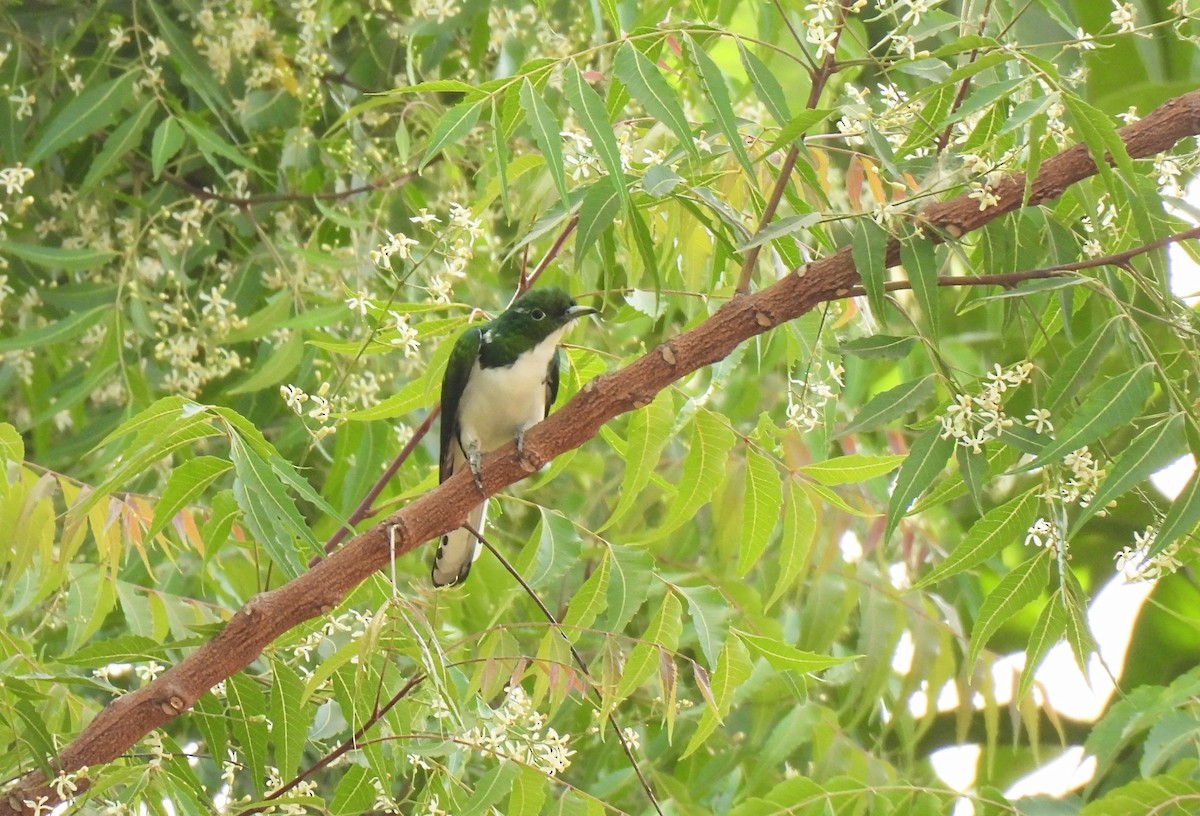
[431,501,487,587]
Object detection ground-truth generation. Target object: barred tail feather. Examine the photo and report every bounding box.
[431,501,487,587]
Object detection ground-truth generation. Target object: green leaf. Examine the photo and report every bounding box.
[228,333,306,394]
[151,116,187,178]
[643,164,683,196]
[613,41,700,163]
[736,41,791,126]
[767,480,816,609]
[967,548,1051,666]
[1062,571,1097,676]
[460,761,520,816]
[82,101,155,189]
[193,693,229,774]
[28,72,137,164]
[56,634,170,665]
[886,425,956,542]
[850,218,891,323]
[682,634,752,758]
[229,435,317,580]
[1018,590,1067,701]
[0,306,107,351]
[734,630,851,674]
[1044,316,1122,412]
[916,489,1040,587]
[178,116,262,172]
[518,79,569,207]
[563,63,629,209]
[269,658,313,781]
[759,108,836,157]
[839,375,935,438]
[507,766,548,816]
[576,176,622,259]
[1149,467,1200,560]
[683,34,755,179]
[0,243,116,273]
[420,98,484,170]
[837,334,916,360]
[900,237,940,340]
[227,672,269,798]
[330,765,375,816]
[604,545,653,633]
[613,591,683,706]
[343,378,427,421]
[562,549,611,631]
[737,446,781,575]
[641,409,736,542]
[146,456,233,542]
[0,422,23,463]
[800,454,905,486]
[1020,365,1154,472]
[677,584,730,667]
[1073,415,1185,534]
[737,213,823,252]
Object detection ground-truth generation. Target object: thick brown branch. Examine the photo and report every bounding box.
[6,88,1200,816]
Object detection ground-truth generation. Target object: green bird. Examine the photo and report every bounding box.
[432,288,598,587]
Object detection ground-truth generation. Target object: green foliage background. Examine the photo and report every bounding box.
[2,0,1200,814]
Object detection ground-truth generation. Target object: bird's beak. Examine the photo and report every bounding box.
[567,304,599,320]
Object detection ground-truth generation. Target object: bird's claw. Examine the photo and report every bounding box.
[467,450,485,495]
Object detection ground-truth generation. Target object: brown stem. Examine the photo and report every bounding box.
[735,0,854,295]
[5,86,1200,816]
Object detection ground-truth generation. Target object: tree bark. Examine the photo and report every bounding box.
[5,88,1200,816]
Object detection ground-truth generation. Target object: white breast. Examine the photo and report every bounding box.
[455,328,565,455]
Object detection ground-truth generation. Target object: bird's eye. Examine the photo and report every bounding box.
[531,309,546,320]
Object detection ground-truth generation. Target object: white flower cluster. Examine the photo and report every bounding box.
[1115,526,1182,582]
[0,164,34,245]
[786,360,844,433]
[1079,196,1119,258]
[458,685,576,776]
[1024,517,1061,552]
[802,0,867,59]
[939,362,1035,453]
[1047,445,1106,508]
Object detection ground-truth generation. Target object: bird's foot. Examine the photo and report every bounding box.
[514,428,539,473]
[467,449,485,495]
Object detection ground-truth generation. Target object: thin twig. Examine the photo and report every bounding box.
[464,523,665,816]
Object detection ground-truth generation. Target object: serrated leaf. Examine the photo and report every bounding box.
[563,63,629,209]
[1062,570,1098,676]
[612,591,683,707]
[800,454,905,486]
[1073,415,1185,534]
[576,176,621,259]
[506,766,547,816]
[1018,590,1067,701]
[886,425,956,542]
[146,456,232,542]
[1044,316,1122,412]
[767,480,816,609]
[682,635,752,758]
[518,79,569,208]
[179,116,262,172]
[967,549,1051,666]
[330,765,375,815]
[736,42,791,126]
[229,435,317,580]
[641,409,734,542]
[677,584,730,667]
[269,658,312,782]
[737,447,781,575]
[227,672,269,797]
[734,630,851,674]
[643,164,683,196]
[1020,365,1154,472]
[737,213,823,252]
[151,116,186,178]
[56,634,168,665]
[1149,466,1200,560]
[604,545,653,633]
[900,237,940,340]
[916,489,1039,587]
[0,422,23,463]
[419,98,484,170]
[851,218,891,321]
[839,375,935,438]
[683,34,755,180]
[460,762,520,816]
[759,108,836,157]
[613,41,699,163]
[562,550,611,631]
[343,379,427,421]
[29,72,137,164]
[1141,710,1200,777]
[837,334,916,360]
[956,444,987,514]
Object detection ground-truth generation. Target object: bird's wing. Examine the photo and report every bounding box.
[440,325,482,483]
[545,346,562,418]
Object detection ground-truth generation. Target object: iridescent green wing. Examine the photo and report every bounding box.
[439,325,482,483]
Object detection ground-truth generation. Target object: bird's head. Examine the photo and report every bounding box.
[493,288,598,346]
